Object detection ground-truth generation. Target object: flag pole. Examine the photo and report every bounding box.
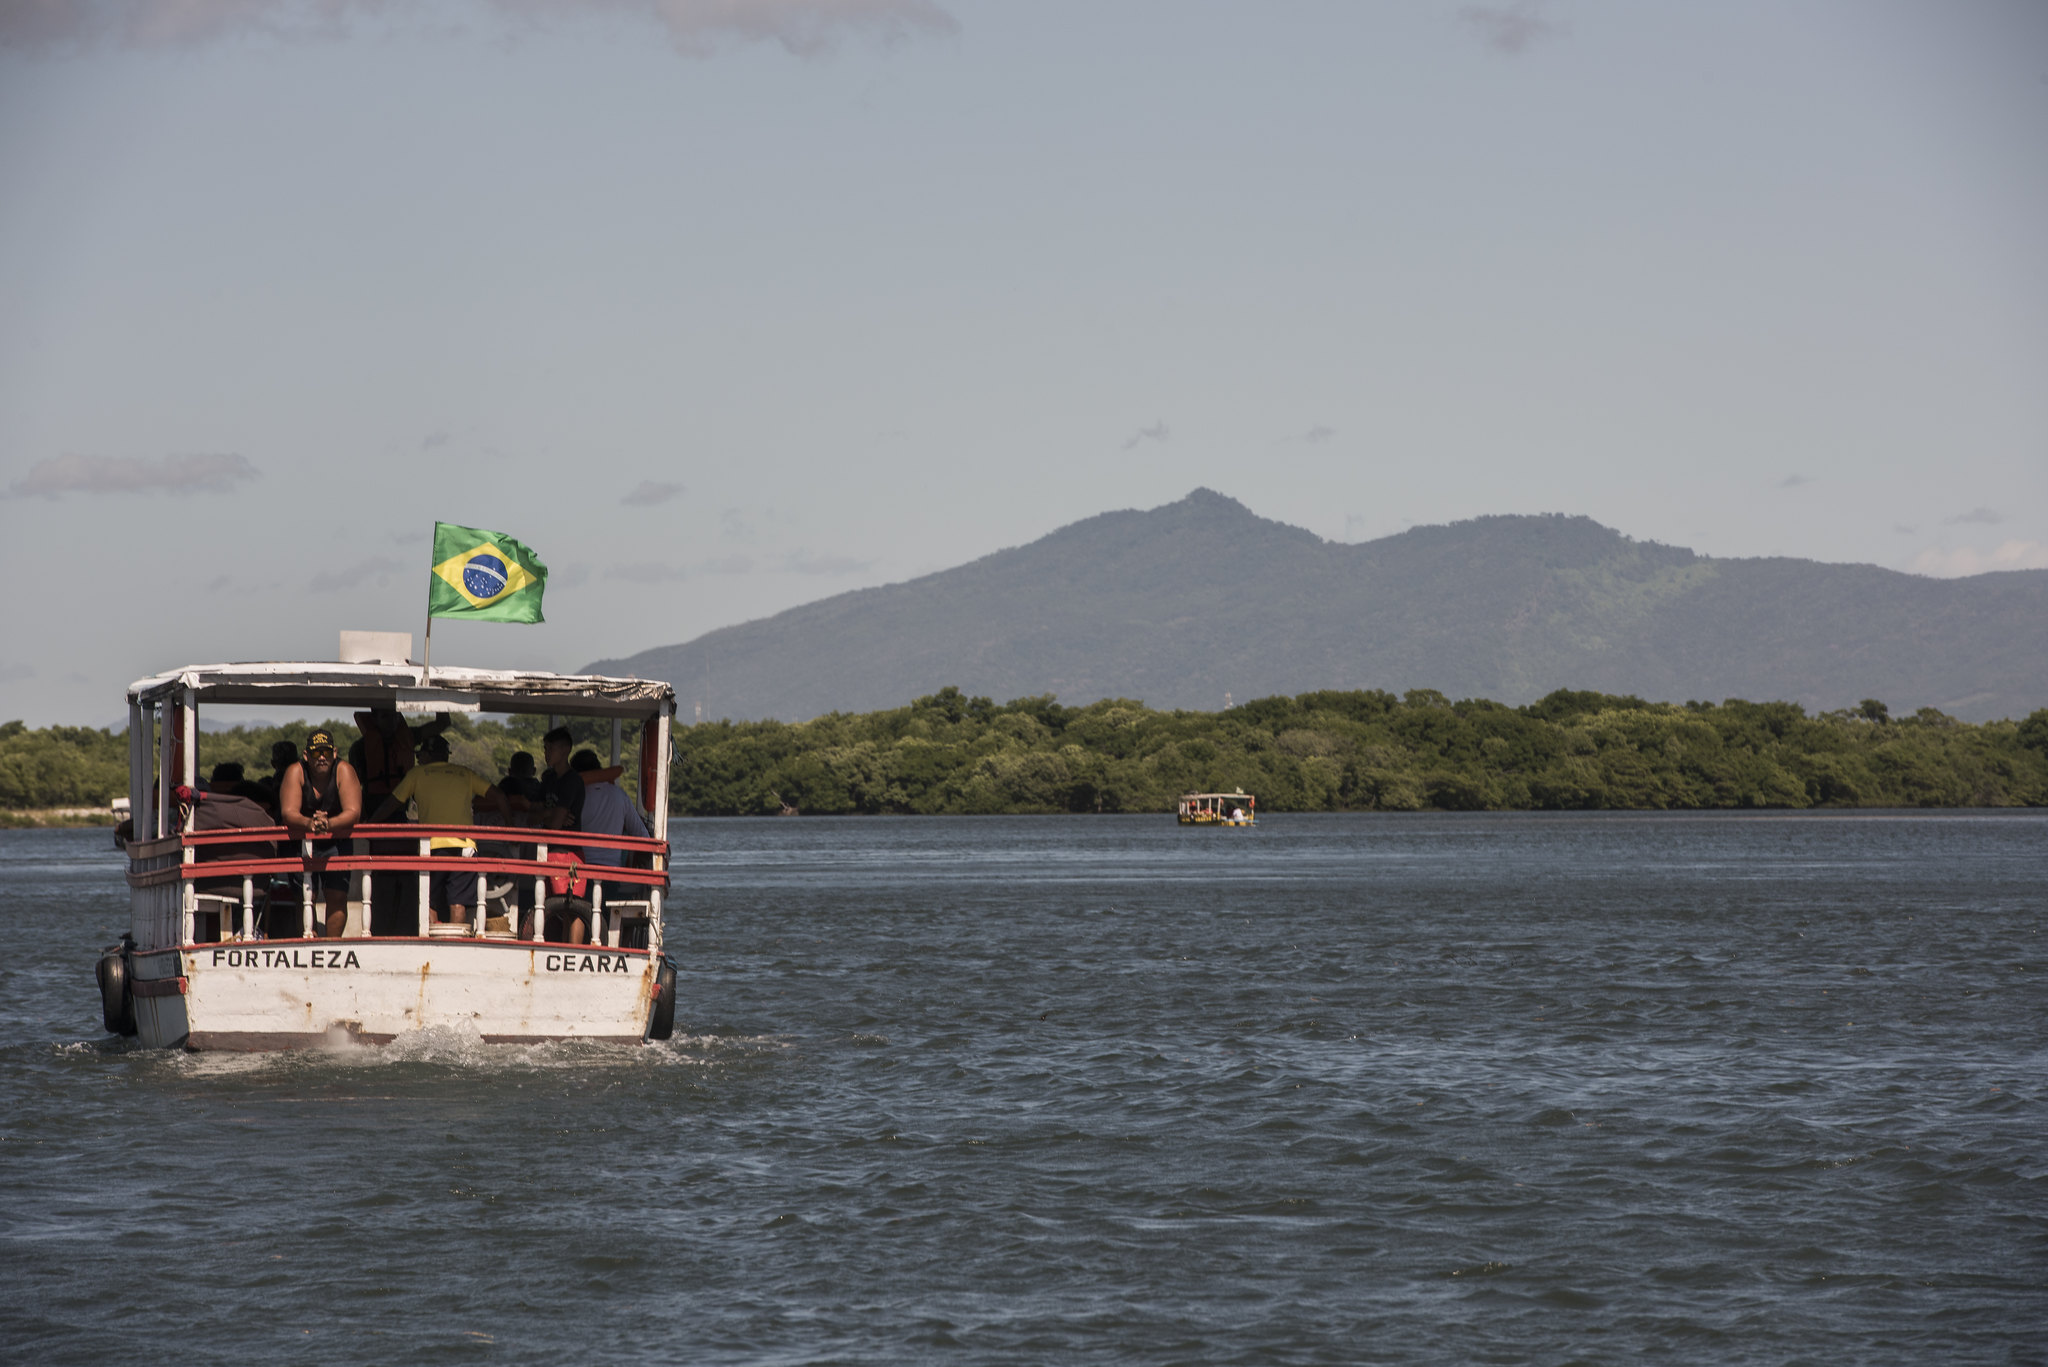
[422,522,435,677]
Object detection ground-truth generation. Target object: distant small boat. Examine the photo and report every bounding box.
[1178,791,1256,826]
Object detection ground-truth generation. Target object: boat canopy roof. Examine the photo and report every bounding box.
[1181,790,1254,800]
[127,662,673,720]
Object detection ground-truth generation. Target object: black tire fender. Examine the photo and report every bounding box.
[648,954,677,1041]
[96,938,137,1037]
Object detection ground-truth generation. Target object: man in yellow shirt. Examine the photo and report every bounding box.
[372,733,507,930]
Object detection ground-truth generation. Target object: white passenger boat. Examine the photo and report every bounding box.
[1177,790,1257,826]
[97,661,678,1050]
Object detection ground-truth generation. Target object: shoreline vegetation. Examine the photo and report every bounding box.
[0,808,119,829]
[5,689,2046,818]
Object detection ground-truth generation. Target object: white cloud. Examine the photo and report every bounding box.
[5,452,259,499]
[1944,507,2004,525]
[0,0,959,56]
[1908,540,2048,577]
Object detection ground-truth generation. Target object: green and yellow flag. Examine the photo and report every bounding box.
[428,522,547,623]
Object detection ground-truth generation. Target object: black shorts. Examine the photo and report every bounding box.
[428,847,479,911]
[297,839,349,894]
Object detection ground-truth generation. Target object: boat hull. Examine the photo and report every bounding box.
[127,938,658,1050]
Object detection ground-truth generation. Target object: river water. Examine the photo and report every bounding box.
[1,812,2042,1364]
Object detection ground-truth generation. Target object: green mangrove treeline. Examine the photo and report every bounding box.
[669,688,2048,814]
[6,690,2047,816]
[0,713,614,814]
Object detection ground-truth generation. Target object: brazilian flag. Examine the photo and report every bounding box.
[428,522,547,623]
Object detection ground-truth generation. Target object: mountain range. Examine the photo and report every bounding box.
[587,490,2048,723]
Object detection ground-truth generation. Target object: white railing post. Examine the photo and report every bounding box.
[465,847,482,936]
[242,875,254,941]
[301,838,315,938]
[533,842,548,940]
[417,837,432,936]
[591,880,605,948]
[358,838,371,936]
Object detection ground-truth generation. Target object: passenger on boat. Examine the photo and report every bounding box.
[373,732,507,928]
[462,754,525,927]
[538,726,585,831]
[350,707,452,802]
[495,751,545,817]
[277,729,363,939]
[255,740,297,806]
[571,749,650,947]
[571,748,646,864]
[189,788,279,941]
[539,853,593,946]
[353,709,448,935]
[207,761,273,811]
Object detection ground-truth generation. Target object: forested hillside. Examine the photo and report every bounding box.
[10,689,2043,818]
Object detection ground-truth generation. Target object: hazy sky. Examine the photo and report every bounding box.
[3,0,2044,725]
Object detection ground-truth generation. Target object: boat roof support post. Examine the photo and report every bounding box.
[180,689,198,947]
[128,698,149,841]
[156,701,174,839]
[649,703,671,958]
[180,689,199,831]
[651,705,671,844]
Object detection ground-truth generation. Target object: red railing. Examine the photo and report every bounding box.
[173,823,670,889]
